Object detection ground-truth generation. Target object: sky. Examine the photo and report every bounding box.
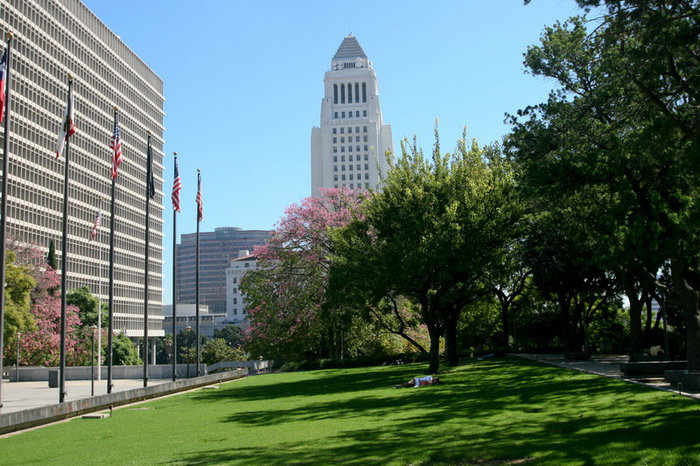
[82,0,588,305]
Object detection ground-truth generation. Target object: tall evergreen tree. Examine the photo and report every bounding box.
[47,239,57,270]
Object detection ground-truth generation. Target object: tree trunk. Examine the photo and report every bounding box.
[573,301,585,355]
[420,293,442,373]
[685,309,700,370]
[560,297,581,353]
[495,290,510,351]
[622,277,643,356]
[444,312,460,366]
[643,293,653,347]
[427,324,441,373]
[558,297,575,352]
[670,255,700,371]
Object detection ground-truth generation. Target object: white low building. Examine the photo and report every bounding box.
[161,304,226,339]
[225,250,257,327]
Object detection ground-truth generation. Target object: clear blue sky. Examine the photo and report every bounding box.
[83,0,586,305]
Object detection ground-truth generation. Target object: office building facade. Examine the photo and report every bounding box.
[0,0,165,336]
[311,35,393,194]
[176,227,269,314]
[225,250,256,327]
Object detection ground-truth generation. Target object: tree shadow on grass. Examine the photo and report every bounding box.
[173,406,700,465]
[191,364,422,403]
[178,358,700,464]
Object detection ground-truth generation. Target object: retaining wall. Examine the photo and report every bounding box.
[8,364,207,382]
[620,360,687,376]
[9,360,274,382]
[208,360,273,374]
[0,369,247,435]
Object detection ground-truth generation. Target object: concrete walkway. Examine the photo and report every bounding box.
[514,353,700,400]
[0,378,170,414]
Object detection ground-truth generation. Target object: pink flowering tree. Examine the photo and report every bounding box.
[242,188,368,361]
[20,266,84,366]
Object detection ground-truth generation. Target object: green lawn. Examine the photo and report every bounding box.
[2,357,699,465]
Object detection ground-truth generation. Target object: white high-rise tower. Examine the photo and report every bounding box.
[311,36,393,194]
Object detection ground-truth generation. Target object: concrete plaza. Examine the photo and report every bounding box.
[0,378,171,414]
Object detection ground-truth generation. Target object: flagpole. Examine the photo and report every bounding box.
[172,153,178,381]
[195,169,201,377]
[107,107,118,394]
[58,75,74,404]
[143,131,152,387]
[0,32,13,412]
[97,198,104,381]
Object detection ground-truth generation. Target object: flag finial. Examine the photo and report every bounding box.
[6,32,13,40]
[146,129,151,135]
[67,74,73,81]
[173,152,177,156]
[113,105,118,112]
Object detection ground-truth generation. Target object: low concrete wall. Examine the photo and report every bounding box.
[9,364,209,382]
[9,361,274,382]
[0,369,247,435]
[620,361,687,376]
[665,370,700,391]
[208,360,274,375]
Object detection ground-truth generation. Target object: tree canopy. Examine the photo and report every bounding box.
[509,0,699,364]
[331,129,520,372]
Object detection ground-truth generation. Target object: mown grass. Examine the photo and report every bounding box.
[1,356,699,464]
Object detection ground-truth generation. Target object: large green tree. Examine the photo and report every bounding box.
[213,325,244,348]
[202,338,246,365]
[509,0,699,364]
[333,130,519,372]
[112,332,141,366]
[67,286,108,329]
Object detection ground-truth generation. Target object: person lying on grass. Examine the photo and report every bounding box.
[394,375,441,388]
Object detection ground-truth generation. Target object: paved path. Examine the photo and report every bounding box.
[0,378,170,414]
[515,353,700,400]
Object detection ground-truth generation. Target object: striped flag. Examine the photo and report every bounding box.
[110,113,122,179]
[196,171,203,222]
[0,50,6,124]
[55,84,75,158]
[172,158,181,212]
[89,210,101,241]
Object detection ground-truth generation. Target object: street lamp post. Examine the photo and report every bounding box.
[185,325,192,378]
[90,325,97,396]
[15,332,21,382]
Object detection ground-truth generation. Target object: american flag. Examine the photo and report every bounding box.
[110,113,122,179]
[196,171,203,222]
[0,50,6,125]
[55,84,75,158]
[172,158,181,212]
[89,210,101,241]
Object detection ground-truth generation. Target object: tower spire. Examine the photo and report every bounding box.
[332,36,367,61]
